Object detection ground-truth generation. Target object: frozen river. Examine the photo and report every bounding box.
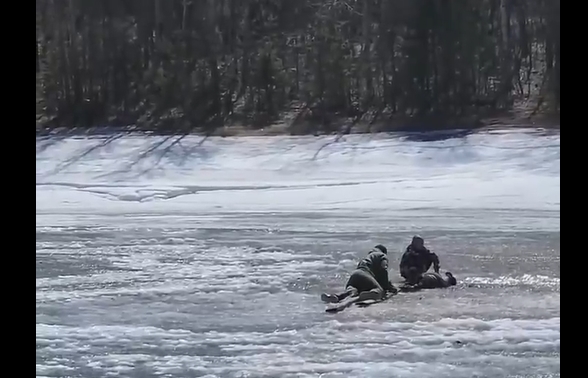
[36,129,560,377]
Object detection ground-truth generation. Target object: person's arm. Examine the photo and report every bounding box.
[377,256,396,293]
[386,281,398,294]
[399,250,410,269]
[429,251,440,273]
[399,282,422,292]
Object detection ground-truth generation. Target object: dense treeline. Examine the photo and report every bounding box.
[36,0,560,134]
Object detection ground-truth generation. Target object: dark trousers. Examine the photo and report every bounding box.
[400,260,433,283]
[336,269,384,301]
[419,272,454,288]
[400,266,423,284]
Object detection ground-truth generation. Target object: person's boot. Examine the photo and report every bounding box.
[321,293,340,303]
[358,290,382,302]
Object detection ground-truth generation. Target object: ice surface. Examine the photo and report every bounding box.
[36,129,559,377]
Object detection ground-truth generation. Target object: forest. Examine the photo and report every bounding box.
[36,0,560,135]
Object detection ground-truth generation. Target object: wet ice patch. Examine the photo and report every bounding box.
[464,274,560,288]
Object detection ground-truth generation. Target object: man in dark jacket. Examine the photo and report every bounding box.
[400,271,457,292]
[321,245,398,304]
[399,235,440,284]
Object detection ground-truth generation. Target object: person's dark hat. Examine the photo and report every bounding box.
[374,244,388,254]
[445,272,457,286]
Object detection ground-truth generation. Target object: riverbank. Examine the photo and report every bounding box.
[36,109,560,138]
[208,111,560,138]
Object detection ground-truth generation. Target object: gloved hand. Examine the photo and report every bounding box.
[388,282,398,294]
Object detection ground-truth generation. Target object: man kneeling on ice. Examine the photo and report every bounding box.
[400,270,457,292]
[321,245,398,304]
[399,235,441,284]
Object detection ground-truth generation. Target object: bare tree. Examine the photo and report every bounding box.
[36,0,560,134]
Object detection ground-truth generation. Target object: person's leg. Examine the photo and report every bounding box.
[321,270,364,303]
[321,285,358,303]
[400,266,411,280]
[321,293,338,303]
[322,269,387,303]
[419,273,441,288]
[346,269,385,301]
[338,286,358,301]
[418,272,455,288]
